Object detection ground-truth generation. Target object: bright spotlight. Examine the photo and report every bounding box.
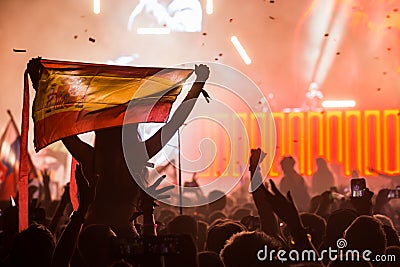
[322,100,356,108]
[231,36,252,65]
[206,0,213,15]
[94,0,100,14]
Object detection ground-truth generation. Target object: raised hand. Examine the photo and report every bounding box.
[249,148,266,172]
[194,64,210,82]
[263,179,303,231]
[75,164,98,213]
[146,175,175,200]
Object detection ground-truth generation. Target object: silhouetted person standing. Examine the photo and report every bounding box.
[279,156,310,212]
[312,158,335,194]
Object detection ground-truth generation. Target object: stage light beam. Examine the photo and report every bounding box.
[231,36,252,65]
[94,0,100,14]
[322,100,356,108]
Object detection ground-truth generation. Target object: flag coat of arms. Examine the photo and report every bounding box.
[27,58,194,151]
[18,58,194,230]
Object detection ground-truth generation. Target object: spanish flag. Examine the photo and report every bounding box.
[27,58,194,151]
[18,58,194,230]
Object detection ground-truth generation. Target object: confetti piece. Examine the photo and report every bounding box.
[383,71,387,75]
[276,145,280,149]
[387,26,392,30]
[394,8,398,12]
[269,16,275,20]
[387,48,391,51]
[214,58,218,61]
[202,32,207,36]
[13,49,26,53]
[377,88,381,91]
[293,140,298,143]
[74,35,78,39]
[321,110,325,114]
[324,33,329,37]
[386,15,390,18]
[84,29,88,32]
[270,0,275,3]
[201,42,205,46]
[89,37,95,42]
[336,52,341,55]
[219,53,223,56]
[229,18,233,23]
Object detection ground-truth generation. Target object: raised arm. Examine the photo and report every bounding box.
[249,148,279,237]
[145,64,210,158]
[62,135,95,177]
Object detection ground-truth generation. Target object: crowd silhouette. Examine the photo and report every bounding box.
[0,65,400,267]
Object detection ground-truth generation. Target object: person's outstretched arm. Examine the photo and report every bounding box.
[249,148,279,237]
[51,165,98,267]
[62,136,95,178]
[145,64,210,158]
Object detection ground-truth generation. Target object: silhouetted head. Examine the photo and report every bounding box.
[8,223,55,267]
[324,209,357,247]
[206,220,246,253]
[280,156,295,173]
[316,158,328,169]
[300,212,327,249]
[198,251,224,267]
[167,215,198,242]
[230,207,251,221]
[220,231,285,267]
[78,224,116,267]
[208,190,227,212]
[208,210,227,224]
[344,215,387,257]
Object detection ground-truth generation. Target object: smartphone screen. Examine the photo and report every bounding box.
[351,178,366,197]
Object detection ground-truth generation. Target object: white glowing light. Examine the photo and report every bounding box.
[137,27,171,35]
[93,0,100,14]
[321,100,356,108]
[231,36,251,65]
[206,0,213,15]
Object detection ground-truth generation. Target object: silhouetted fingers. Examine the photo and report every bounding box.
[155,185,175,195]
[151,174,167,190]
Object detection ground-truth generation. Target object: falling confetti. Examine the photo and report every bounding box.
[377,88,381,91]
[89,37,95,43]
[269,16,275,20]
[229,18,233,23]
[387,48,391,51]
[219,53,223,56]
[336,52,341,55]
[13,49,26,53]
[293,140,298,143]
[202,32,207,36]
[383,71,387,75]
[394,8,398,12]
[74,35,78,39]
[324,33,329,37]
[386,15,390,18]
[214,58,218,61]
[270,0,275,3]
[321,110,325,114]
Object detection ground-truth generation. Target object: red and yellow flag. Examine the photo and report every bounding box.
[27,58,194,151]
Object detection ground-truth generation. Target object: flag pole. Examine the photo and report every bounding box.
[178,127,183,215]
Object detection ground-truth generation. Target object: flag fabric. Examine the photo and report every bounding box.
[0,121,20,201]
[27,58,194,151]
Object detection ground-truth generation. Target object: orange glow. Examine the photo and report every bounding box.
[383,110,400,174]
[196,110,399,178]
